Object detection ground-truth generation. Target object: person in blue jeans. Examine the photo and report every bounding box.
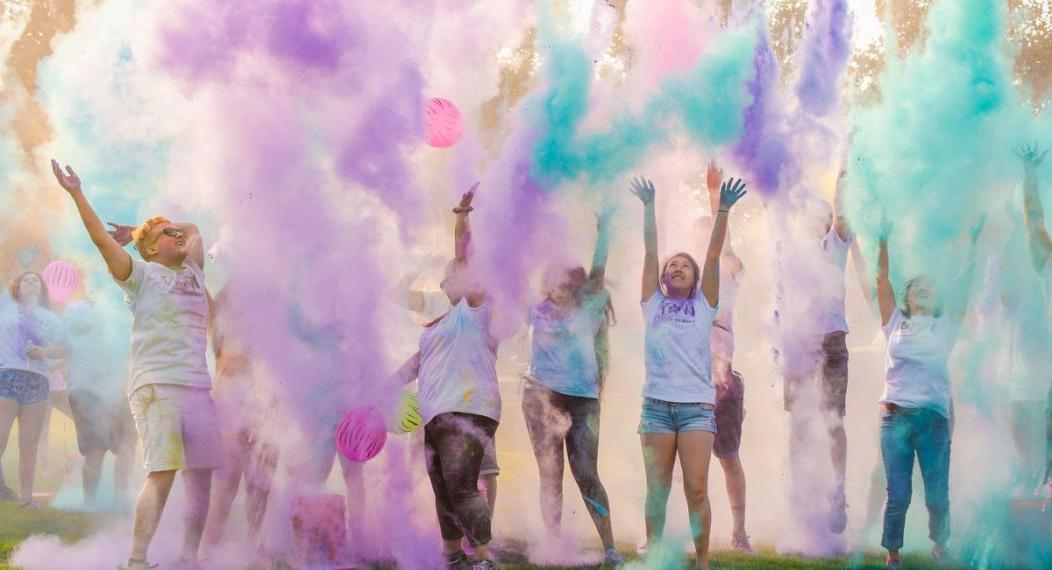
[631,174,746,570]
[875,216,983,568]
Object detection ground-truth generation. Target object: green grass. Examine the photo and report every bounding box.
[0,501,111,569]
[0,503,967,570]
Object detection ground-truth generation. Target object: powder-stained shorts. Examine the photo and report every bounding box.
[713,369,745,459]
[638,397,717,435]
[783,331,849,417]
[129,384,221,472]
[0,369,49,406]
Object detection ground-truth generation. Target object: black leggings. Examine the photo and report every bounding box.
[522,382,611,531]
[424,412,498,546]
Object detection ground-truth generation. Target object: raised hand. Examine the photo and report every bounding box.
[706,160,723,191]
[718,177,747,211]
[630,176,655,205]
[107,222,135,247]
[50,159,81,193]
[454,181,478,214]
[26,345,44,360]
[18,246,39,269]
[1014,143,1048,169]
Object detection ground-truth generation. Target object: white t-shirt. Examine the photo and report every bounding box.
[711,264,741,361]
[527,295,605,399]
[116,258,211,394]
[417,298,500,425]
[0,290,64,376]
[817,228,851,334]
[63,300,122,397]
[881,309,953,418]
[642,290,718,404]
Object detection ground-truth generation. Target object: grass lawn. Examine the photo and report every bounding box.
[0,504,967,570]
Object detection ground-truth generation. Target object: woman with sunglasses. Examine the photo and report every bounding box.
[52,159,218,570]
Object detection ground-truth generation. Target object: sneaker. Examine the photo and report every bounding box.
[886,558,902,569]
[932,543,948,561]
[472,560,498,570]
[603,548,625,566]
[0,484,17,501]
[117,560,158,570]
[731,532,754,553]
[445,550,471,570]
[829,490,848,534]
[19,499,44,510]
[636,540,647,554]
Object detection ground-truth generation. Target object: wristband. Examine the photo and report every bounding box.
[718,209,729,214]
[453,206,474,214]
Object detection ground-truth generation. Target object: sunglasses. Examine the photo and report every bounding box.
[160,227,186,239]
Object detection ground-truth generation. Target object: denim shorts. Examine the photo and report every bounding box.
[0,369,49,406]
[638,397,717,434]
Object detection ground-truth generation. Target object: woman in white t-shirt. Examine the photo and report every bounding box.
[522,209,621,565]
[399,185,501,570]
[875,220,982,569]
[0,270,67,508]
[631,175,746,570]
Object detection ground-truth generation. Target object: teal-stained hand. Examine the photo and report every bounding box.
[630,176,655,205]
[718,177,747,210]
[1015,143,1047,169]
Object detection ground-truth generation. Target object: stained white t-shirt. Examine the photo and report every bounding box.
[418,298,500,425]
[642,290,718,404]
[0,290,64,376]
[115,258,211,394]
[527,295,605,399]
[881,309,953,418]
[817,228,851,334]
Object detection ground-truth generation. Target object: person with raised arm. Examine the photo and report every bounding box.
[51,159,218,570]
[632,174,746,570]
[875,216,983,568]
[396,185,502,570]
[700,162,751,552]
[521,205,621,565]
[1016,142,1052,491]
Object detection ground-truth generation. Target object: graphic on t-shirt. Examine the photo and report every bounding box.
[658,298,696,323]
[169,271,204,298]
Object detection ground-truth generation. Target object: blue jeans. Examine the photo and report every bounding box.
[880,405,951,551]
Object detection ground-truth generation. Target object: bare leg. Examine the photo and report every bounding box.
[130,470,177,562]
[0,399,18,496]
[201,448,244,557]
[678,431,715,570]
[719,456,747,537]
[640,433,677,546]
[17,402,49,503]
[82,448,106,505]
[182,468,213,562]
[114,439,135,504]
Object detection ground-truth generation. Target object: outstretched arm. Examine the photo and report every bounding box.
[589,205,614,287]
[176,223,205,269]
[51,160,133,281]
[701,177,746,308]
[454,182,478,263]
[631,177,659,302]
[394,351,421,384]
[707,161,743,277]
[1017,143,1051,271]
[946,216,986,324]
[876,226,897,326]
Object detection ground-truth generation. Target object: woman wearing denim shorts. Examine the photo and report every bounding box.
[630,174,746,570]
[0,271,66,508]
[874,216,982,568]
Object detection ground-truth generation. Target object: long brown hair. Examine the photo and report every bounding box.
[10,272,51,311]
